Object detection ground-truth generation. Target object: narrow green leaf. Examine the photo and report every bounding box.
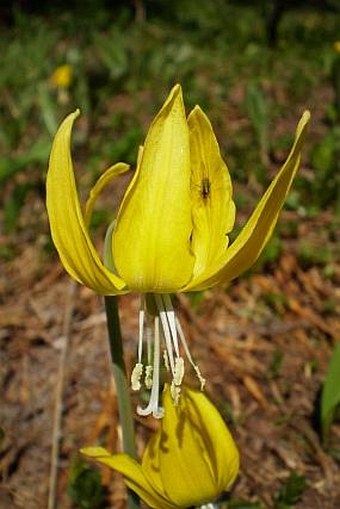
[245,81,270,167]
[321,343,340,441]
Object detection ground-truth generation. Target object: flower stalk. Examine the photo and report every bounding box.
[104,295,140,509]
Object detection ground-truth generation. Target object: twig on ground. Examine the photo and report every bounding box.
[48,281,77,509]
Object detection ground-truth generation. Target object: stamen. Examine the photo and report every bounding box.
[145,312,153,365]
[170,356,185,405]
[162,294,180,357]
[163,349,170,371]
[193,364,206,391]
[133,294,205,417]
[131,363,143,391]
[155,294,176,374]
[170,383,181,406]
[176,317,206,390]
[144,365,153,389]
[173,356,184,386]
[137,316,164,419]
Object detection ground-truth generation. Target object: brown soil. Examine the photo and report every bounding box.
[1,204,340,508]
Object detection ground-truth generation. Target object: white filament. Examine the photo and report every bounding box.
[155,294,176,375]
[137,316,164,418]
[137,305,144,363]
[176,317,206,390]
[132,294,204,418]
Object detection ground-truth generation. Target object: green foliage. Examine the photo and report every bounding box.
[254,234,283,271]
[309,127,340,212]
[3,183,32,234]
[274,471,307,508]
[67,455,105,509]
[321,343,340,442]
[245,81,270,171]
[1,2,340,236]
[0,20,57,147]
[297,241,332,269]
[269,349,284,378]
[331,51,340,120]
[186,291,205,309]
[0,138,50,186]
[94,30,129,82]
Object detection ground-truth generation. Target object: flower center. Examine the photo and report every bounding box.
[130,293,205,418]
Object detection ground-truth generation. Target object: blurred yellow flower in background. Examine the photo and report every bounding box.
[50,64,73,89]
[334,41,340,53]
[81,385,240,509]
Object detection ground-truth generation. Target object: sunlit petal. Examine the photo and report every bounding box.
[46,111,126,294]
[158,386,239,506]
[185,110,311,290]
[188,106,235,278]
[113,85,195,292]
[181,386,240,491]
[81,447,175,509]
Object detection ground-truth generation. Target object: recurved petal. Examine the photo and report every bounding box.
[188,106,235,278]
[81,447,176,509]
[112,85,195,293]
[84,162,130,227]
[46,111,126,294]
[186,110,311,290]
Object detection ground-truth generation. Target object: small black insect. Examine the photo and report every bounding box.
[201,177,211,200]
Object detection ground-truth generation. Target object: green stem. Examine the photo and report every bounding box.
[104,295,139,509]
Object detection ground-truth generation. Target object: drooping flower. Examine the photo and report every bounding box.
[46,84,310,416]
[81,385,240,509]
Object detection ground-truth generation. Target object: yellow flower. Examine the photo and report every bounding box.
[334,41,340,53]
[81,385,240,508]
[46,85,310,416]
[50,64,73,89]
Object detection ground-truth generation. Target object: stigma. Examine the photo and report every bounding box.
[130,294,205,418]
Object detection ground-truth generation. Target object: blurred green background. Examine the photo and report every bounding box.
[0,0,340,263]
